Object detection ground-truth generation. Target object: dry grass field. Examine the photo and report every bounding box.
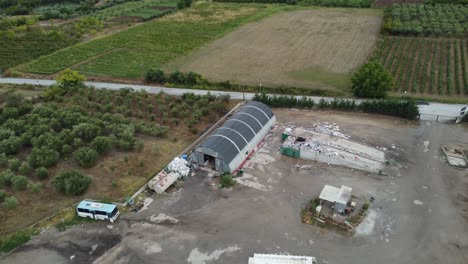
[165,8,382,92]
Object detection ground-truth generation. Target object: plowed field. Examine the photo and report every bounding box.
[165,8,382,92]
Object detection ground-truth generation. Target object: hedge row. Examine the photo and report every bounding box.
[145,68,344,97]
[252,93,420,120]
[213,0,297,4]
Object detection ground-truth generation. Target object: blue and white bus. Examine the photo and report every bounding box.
[76,200,120,222]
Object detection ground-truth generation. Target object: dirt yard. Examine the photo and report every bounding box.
[2,110,468,264]
[165,8,382,92]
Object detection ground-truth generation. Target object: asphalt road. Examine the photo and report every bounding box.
[0,78,466,121]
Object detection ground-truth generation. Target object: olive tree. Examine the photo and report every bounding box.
[73,147,98,168]
[52,170,92,196]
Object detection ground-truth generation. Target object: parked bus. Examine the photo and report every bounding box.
[76,200,120,222]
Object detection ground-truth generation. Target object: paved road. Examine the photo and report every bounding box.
[1,78,466,121]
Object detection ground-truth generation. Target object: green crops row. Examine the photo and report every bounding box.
[375,36,468,97]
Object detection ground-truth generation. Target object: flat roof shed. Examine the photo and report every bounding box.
[318,184,340,203]
[337,185,352,205]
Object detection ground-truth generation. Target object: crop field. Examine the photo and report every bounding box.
[374,36,468,98]
[384,4,468,36]
[374,0,423,7]
[0,29,79,73]
[89,0,178,21]
[0,84,230,235]
[166,8,382,91]
[20,3,291,78]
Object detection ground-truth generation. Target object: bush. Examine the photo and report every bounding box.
[358,99,419,120]
[18,161,32,175]
[73,147,98,168]
[0,170,15,187]
[0,153,8,167]
[362,202,370,211]
[56,68,86,89]
[8,158,21,172]
[91,136,112,155]
[0,190,6,203]
[35,167,49,180]
[177,0,193,9]
[28,147,60,168]
[351,60,393,99]
[52,170,92,196]
[145,68,166,83]
[28,182,42,193]
[2,196,18,209]
[12,175,28,191]
[0,230,31,253]
[220,173,236,189]
[253,93,419,120]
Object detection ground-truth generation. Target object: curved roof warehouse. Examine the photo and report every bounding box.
[192,101,276,173]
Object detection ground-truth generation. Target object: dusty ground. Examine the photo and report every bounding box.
[1,110,468,264]
[166,8,382,91]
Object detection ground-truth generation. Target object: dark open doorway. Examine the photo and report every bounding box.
[203,154,216,169]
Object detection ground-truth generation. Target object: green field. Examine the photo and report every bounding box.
[89,0,178,21]
[19,3,295,78]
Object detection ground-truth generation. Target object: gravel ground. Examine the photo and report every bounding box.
[1,110,467,264]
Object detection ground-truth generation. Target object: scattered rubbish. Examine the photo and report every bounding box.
[70,255,75,261]
[413,200,423,205]
[89,244,98,255]
[311,121,350,139]
[281,123,386,173]
[441,145,468,168]
[423,141,430,152]
[131,202,144,212]
[149,213,180,224]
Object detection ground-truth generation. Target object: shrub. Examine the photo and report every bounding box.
[362,202,370,211]
[2,196,18,209]
[0,153,8,167]
[220,173,236,189]
[91,136,112,155]
[0,230,31,253]
[35,167,49,180]
[351,60,393,99]
[0,190,6,203]
[73,147,98,168]
[12,175,28,191]
[52,170,92,196]
[56,68,86,89]
[145,68,166,83]
[253,93,419,120]
[18,161,32,175]
[8,158,21,172]
[358,99,419,120]
[0,170,15,187]
[28,147,60,168]
[28,182,42,193]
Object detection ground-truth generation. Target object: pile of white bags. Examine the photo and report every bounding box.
[168,157,190,177]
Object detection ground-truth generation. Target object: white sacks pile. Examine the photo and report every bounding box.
[168,157,190,177]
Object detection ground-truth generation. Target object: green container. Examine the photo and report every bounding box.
[280,146,300,158]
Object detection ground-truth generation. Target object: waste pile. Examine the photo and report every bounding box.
[168,157,190,177]
[283,136,344,158]
[311,122,350,139]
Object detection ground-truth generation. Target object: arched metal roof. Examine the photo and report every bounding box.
[198,101,274,164]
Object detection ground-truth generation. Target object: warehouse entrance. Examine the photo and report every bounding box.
[203,154,216,169]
